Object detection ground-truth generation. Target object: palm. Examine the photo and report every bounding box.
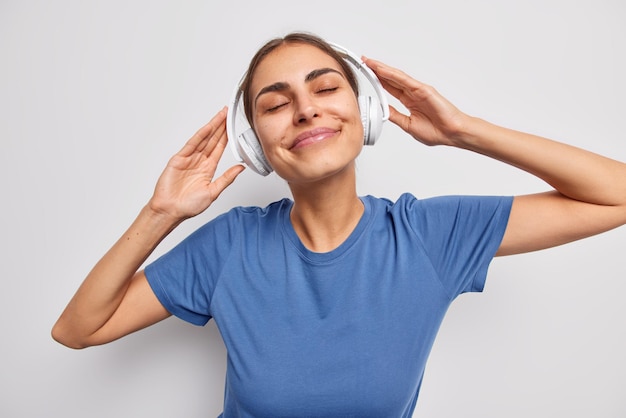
[150,109,244,220]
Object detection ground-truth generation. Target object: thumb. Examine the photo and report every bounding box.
[210,164,246,201]
[388,105,412,133]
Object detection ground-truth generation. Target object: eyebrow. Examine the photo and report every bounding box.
[254,67,344,105]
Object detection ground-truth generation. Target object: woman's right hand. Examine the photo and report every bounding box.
[149,107,245,222]
[52,108,245,349]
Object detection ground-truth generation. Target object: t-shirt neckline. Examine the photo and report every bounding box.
[280,196,373,264]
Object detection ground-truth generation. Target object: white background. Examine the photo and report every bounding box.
[2,0,625,416]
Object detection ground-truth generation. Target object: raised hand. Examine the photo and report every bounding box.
[149,107,245,221]
[363,57,470,148]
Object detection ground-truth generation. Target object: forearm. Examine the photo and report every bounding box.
[52,205,180,346]
[455,117,626,206]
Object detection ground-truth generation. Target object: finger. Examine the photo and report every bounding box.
[178,107,228,157]
[197,116,228,157]
[209,164,245,201]
[193,107,228,145]
[364,57,428,99]
[369,71,412,103]
[387,105,411,132]
[378,77,407,102]
[194,127,231,178]
[364,57,415,84]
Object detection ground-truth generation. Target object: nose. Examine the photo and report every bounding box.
[293,95,319,125]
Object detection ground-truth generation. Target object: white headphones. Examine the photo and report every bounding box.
[226,43,389,176]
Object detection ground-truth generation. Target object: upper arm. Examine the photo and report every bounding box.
[497,191,626,256]
[86,270,171,346]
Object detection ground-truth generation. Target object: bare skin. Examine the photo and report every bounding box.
[52,44,626,350]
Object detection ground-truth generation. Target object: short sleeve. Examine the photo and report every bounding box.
[400,193,513,298]
[145,212,237,326]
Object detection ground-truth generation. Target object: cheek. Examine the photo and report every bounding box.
[342,104,364,139]
[338,98,363,129]
[255,122,286,155]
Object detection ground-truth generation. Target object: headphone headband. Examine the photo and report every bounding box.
[226,42,388,176]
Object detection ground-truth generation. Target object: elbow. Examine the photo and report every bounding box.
[51,320,91,350]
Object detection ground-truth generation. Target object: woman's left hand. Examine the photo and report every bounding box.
[363,57,470,148]
[364,58,626,257]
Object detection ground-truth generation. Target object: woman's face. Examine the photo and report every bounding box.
[249,43,364,183]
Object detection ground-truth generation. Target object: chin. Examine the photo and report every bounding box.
[278,159,358,185]
[269,135,362,182]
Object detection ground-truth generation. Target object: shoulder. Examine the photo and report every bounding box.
[362,193,513,228]
[361,192,460,214]
[209,198,292,225]
[364,193,513,211]
[180,198,293,245]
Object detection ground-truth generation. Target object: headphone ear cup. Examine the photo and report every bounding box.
[358,95,383,146]
[358,95,370,145]
[235,128,273,176]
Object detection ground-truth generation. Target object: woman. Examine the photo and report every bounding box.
[52,32,626,416]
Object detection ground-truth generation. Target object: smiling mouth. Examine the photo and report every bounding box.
[290,127,339,150]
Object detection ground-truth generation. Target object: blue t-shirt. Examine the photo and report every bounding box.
[145,193,512,417]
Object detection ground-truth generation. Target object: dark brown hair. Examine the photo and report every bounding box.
[240,32,360,126]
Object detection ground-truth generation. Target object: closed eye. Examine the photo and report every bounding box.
[266,101,289,112]
[317,87,338,94]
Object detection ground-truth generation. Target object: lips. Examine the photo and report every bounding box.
[290,127,339,150]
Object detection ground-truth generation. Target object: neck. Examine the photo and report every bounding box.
[288,164,364,253]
